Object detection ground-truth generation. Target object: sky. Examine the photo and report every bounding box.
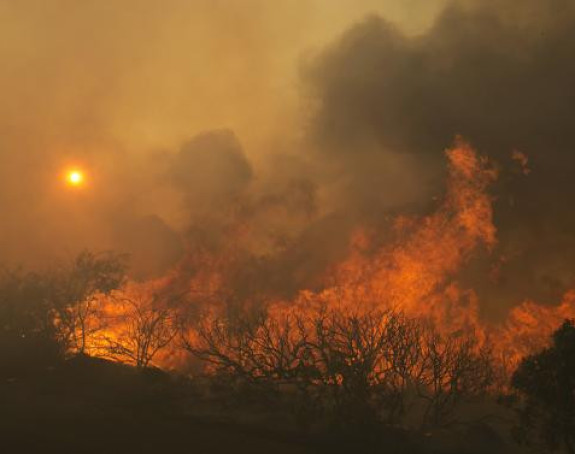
[0,0,446,267]
[2,0,575,320]
[0,0,446,149]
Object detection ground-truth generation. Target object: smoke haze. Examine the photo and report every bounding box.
[2,0,575,320]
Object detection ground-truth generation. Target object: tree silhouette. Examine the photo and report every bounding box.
[184,306,495,430]
[102,288,179,369]
[0,251,126,376]
[512,319,575,454]
[0,269,61,373]
[51,251,126,354]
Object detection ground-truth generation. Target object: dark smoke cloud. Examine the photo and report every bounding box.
[304,0,575,317]
[0,0,444,280]
[3,0,574,319]
[166,129,327,299]
[111,215,183,279]
[171,129,253,218]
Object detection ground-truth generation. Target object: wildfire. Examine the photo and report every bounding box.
[77,140,574,376]
[283,140,497,330]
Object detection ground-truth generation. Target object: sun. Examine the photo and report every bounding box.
[65,169,86,187]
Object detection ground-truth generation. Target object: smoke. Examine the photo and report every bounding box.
[2,0,574,321]
[303,0,575,317]
[171,130,253,219]
[0,0,442,271]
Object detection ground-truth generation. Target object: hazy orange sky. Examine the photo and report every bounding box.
[0,0,446,268]
[3,0,575,317]
[1,0,447,151]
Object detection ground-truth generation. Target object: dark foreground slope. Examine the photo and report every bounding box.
[0,356,314,454]
[0,356,520,454]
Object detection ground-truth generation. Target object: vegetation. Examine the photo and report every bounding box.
[183,308,495,433]
[512,319,575,454]
[0,251,126,375]
[1,252,574,453]
[101,289,180,369]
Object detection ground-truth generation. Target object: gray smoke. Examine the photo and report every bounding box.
[304,0,575,317]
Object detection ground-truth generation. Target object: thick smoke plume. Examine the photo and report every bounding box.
[2,0,575,330]
[1,0,443,275]
[304,0,575,318]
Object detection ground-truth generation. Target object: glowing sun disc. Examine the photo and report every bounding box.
[65,169,85,187]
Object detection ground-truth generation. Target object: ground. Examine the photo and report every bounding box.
[0,357,313,454]
[0,356,524,454]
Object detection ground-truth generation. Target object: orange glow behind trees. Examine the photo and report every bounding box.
[73,140,575,375]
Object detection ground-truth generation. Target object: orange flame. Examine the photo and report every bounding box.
[81,139,574,377]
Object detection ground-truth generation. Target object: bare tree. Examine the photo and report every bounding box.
[182,309,314,384]
[185,308,402,426]
[376,314,426,424]
[51,251,126,354]
[183,305,495,430]
[416,324,495,429]
[102,290,179,369]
